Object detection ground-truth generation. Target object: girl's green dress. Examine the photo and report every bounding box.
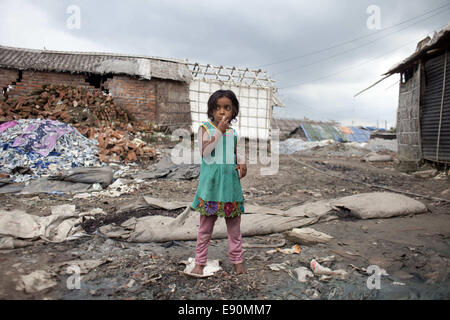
[191,120,245,218]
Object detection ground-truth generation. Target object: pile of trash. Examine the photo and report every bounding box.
[277,138,397,159]
[0,84,156,163]
[276,139,335,155]
[0,119,101,182]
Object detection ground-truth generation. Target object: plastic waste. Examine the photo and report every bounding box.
[294,266,314,283]
[310,259,349,280]
[182,258,222,278]
[0,119,101,183]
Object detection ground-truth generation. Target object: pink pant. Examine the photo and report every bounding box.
[195,215,243,265]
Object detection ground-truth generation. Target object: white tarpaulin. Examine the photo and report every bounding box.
[0,204,87,244]
[331,192,427,219]
[0,192,428,246]
[98,192,427,242]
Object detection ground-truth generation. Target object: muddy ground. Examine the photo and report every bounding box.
[0,140,449,300]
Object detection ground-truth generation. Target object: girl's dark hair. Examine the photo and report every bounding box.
[207,90,239,124]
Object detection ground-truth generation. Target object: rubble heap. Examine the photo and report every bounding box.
[0,84,156,163]
[0,119,100,182]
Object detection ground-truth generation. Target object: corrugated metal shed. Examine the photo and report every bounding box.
[421,49,450,163]
[0,45,192,83]
[385,23,450,76]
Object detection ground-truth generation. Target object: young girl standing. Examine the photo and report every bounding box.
[191,90,247,275]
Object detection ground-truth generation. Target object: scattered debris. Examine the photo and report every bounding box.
[413,169,438,179]
[0,119,100,183]
[277,245,302,254]
[126,279,136,288]
[243,239,286,248]
[168,283,176,293]
[15,270,58,293]
[181,258,222,278]
[310,259,349,280]
[268,263,289,271]
[135,151,199,181]
[0,237,34,250]
[348,264,367,274]
[53,259,108,275]
[284,227,334,245]
[292,266,314,283]
[316,255,336,264]
[49,167,113,188]
[276,139,335,155]
[0,204,88,243]
[363,153,393,162]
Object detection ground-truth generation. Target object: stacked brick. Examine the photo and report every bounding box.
[0,83,156,163]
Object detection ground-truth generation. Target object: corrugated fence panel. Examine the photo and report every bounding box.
[421,49,450,163]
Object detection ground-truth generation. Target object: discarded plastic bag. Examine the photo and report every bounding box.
[15,270,57,293]
[284,227,334,245]
[277,245,301,254]
[310,259,349,280]
[293,266,314,283]
[181,258,222,278]
[268,263,289,271]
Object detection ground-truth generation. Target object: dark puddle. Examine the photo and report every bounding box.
[80,206,186,233]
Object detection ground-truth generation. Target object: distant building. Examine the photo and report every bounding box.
[385,23,450,167]
[0,45,193,130]
[0,45,283,140]
[187,63,283,140]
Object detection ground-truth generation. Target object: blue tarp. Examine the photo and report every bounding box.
[345,127,371,143]
[298,123,371,143]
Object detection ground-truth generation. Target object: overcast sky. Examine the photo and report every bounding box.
[1,0,449,128]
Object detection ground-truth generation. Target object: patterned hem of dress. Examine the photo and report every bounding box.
[193,196,244,218]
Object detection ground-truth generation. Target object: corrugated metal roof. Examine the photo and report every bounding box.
[0,45,193,83]
[386,23,450,75]
[271,118,304,134]
[421,48,450,163]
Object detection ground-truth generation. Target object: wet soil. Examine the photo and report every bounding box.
[0,143,449,300]
[80,207,186,234]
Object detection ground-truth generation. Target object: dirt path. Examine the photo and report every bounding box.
[0,148,449,300]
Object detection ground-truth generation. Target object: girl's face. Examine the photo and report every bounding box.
[212,96,233,124]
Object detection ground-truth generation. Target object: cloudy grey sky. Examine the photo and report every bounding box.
[1,0,449,128]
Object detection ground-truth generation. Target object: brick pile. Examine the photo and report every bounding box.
[0,84,156,163]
